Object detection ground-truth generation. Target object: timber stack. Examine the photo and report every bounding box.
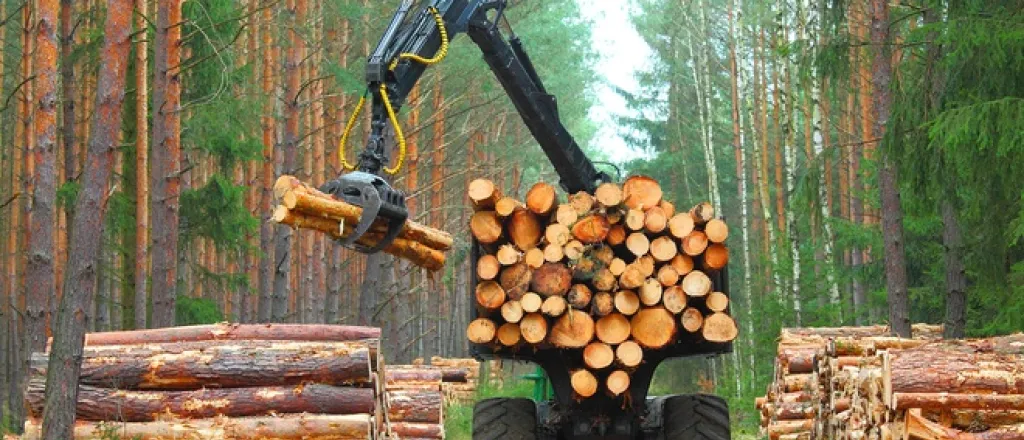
[757,325,1024,440]
[384,365,450,439]
[24,323,391,439]
[271,175,453,271]
[465,176,738,400]
[413,356,504,405]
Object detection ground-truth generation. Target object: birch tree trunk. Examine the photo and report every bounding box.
[40,0,134,435]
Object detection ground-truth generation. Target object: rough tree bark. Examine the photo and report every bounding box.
[258,1,276,323]
[134,0,149,329]
[273,0,303,323]
[150,0,183,328]
[871,0,910,337]
[39,0,134,436]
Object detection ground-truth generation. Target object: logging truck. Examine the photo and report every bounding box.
[318,1,734,438]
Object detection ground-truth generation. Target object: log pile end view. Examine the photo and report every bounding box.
[466,175,737,401]
[756,324,1024,440]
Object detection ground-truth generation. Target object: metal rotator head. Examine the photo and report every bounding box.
[319,171,408,253]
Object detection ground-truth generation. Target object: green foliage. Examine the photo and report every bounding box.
[56,182,81,212]
[175,295,224,326]
[179,175,258,251]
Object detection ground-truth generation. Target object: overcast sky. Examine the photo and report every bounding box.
[576,0,653,163]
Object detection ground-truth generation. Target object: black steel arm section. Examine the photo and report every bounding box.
[366,0,610,194]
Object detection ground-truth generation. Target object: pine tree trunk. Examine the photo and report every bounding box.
[150,0,183,328]
[311,3,326,324]
[941,201,966,338]
[258,2,276,323]
[273,0,303,323]
[324,3,350,325]
[60,0,75,239]
[132,0,149,329]
[0,0,9,420]
[871,0,910,337]
[39,0,134,435]
[755,29,782,300]
[27,0,60,355]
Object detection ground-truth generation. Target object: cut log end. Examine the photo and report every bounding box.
[470,211,503,244]
[662,286,687,314]
[469,178,502,210]
[639,278,663,307]
[499,263,533,300]
[583,342,614,370]
[524,248,545,269]
[702,313,737,343]
[519,313,548,344]
[567,285,593,310]
[595,313,631,345]
[495,197,523,218]
[526,182,557,215]
[631,307,677,349]
[704,218,729,243]
[467,318,497,344]
[644,206,668,234]
[595,183,623,208]
[531,263,572,297]
[475,281,506,311]
[703,244,729,271]
[571,369,598,398]
[541,295,568,317]
[606,370,630,396]
[509,210,542,251]
[550,310,596,348]
[625,233,650,257]
[496,323,522,347]
[682,231,709,257]
[622,175,663,210]
[500,300,524,324]
[613,290,640,316]
[615,340,643,368]
[591,292,615,317]
[497,244,522,266]
[681,308,703,333]
[520,293,543,313]
[689,202,714,225]
[476,255,501,281]
[569,192,596,215]
[572,215,611,244]
[706,292,729,313]
[682,271,712,298]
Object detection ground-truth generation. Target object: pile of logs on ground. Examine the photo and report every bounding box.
[756,324,1024,440]
[384,364,453,439]
[271,175,453,271]
[465,176,737,400]
[413,356,504,405]
[23,323,393,439]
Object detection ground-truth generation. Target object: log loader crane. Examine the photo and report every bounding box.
[321,1,732,438]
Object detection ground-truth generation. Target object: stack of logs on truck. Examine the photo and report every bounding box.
[756,324,1024,440]
[22,323,461,439]
[465,176,738,399]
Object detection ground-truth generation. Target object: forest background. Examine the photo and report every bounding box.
[0,0,1021,434]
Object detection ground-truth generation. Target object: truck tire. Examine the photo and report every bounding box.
[472,397,538,440]
[662,394,730,440]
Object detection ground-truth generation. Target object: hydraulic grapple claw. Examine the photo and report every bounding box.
[319,171,408,253]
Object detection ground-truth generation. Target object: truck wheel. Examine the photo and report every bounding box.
[662,394,730,440]
[472,397,538,440]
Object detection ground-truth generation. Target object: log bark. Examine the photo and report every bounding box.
[391,423,444,439]
[469,178,502,211]
[277,176,453,250]
[769,401,816,421]
[766,420,813,440]
[519,313,548,344]
[616,341,643,368]
[595,313,631,345]
[571,369,598,398]
[584,342,614,370]
[509,210,542,251]
[606,370,630,397]
[893,392,1024,411]
[595,183,623,208]
[905,409,1024,440]
[886,348,1024,399]
[779,348,816,374]
[23,414,374,440]
[550,310,595,348]
[27,381,375,422]
[703,313,738,343]
[387,390,443,423]
[631,307,676,349]
[499,263,532,300]
[622,176,662,210]
[572,215,611,244]
[273,207,444,271]
[614,291,640,316]
[531,263,572,297]
[466,318,496,344]
[61,324,381,348]
[526,182,557,215]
